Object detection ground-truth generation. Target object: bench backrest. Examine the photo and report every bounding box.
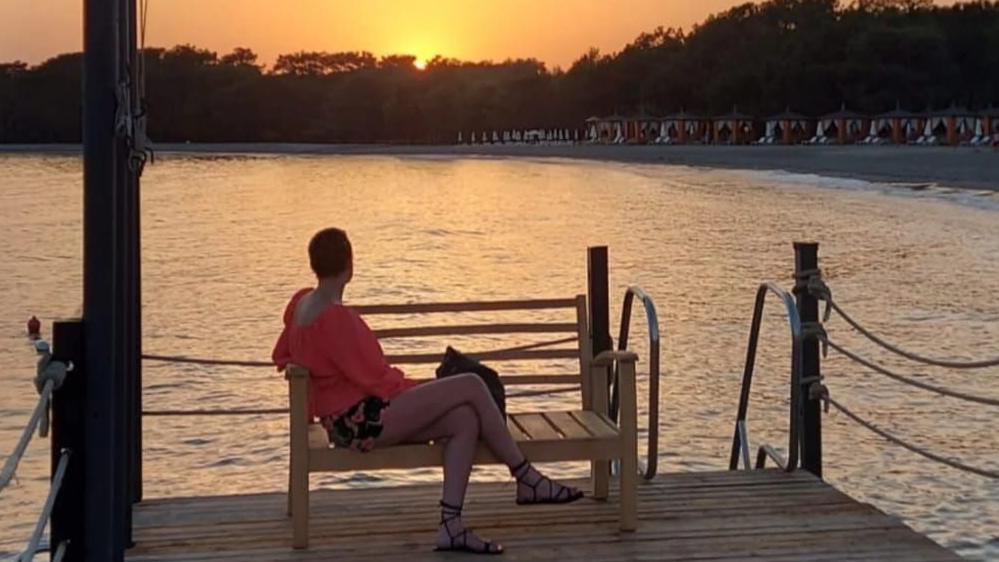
[354,295,592,389]
[286,295,606,452]
[287,295,593,396]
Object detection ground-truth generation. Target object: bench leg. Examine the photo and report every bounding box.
[619,452,637,532]
[591,460,609,500]
[291,471,309,548]
[618,358,638,531]
[286,467,292,517]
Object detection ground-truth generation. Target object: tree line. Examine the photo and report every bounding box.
[2,0,998,144]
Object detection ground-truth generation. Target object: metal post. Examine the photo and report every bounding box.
[128,14,144,505]
[83,0,125,558]
[114,0,139,541]
[794,242,822,478]
[51,321,86,562]
[587,246,612,356]
[588,246,612,417]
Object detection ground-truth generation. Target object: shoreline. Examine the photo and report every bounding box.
[2,142,997,191]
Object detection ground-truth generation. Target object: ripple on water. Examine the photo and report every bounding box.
[0,154,996,557]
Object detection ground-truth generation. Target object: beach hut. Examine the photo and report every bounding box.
[933,105,977,146]
[664,111,709,144]
[877,104,921,145]
[585,117,601,142]
[765,108,813,144]
[625,113,658,144]
[592,115,627,144]
[653,120,674,144]
[712,107,755,145]
[819,105,868,145]
[980,106,999,146]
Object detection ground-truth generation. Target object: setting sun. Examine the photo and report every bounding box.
[413,58,427,70]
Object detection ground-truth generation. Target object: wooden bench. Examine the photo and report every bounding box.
[285,295,639,549]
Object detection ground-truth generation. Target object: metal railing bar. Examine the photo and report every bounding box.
[728,282,803,472]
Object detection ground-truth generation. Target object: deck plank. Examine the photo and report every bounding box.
[126,470,959,562]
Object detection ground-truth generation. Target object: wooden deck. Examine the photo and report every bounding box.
[126,469,959,561]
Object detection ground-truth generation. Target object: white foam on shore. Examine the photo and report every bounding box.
[739,168,999,213]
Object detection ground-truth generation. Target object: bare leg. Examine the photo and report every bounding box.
[378,374,582,504]
[376,375,581,553]
[404,404,479,507]
[378,374,524,466]
[403,405,501,553]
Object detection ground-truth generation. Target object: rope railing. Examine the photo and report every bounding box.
[824,396,999,479]
[18,448,71,562]
[800,271,999,369]
[141,354,270,367]
[1,379,55,495]
[791,271,999,480]
[140,336,580,369]
[142,385,582,417]
[823,337,999,407]
[828,299,999,369]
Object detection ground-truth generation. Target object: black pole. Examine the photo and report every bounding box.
[129,6,143,505]
[51,321,86,562]
[83,0,125,558]
[587,246,612,419]
[794,242,822,478]
[587,246,612,356]
[113,0,139,542]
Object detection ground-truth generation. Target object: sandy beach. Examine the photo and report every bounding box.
[3,143,997,191]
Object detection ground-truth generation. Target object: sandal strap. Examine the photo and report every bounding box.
[516,467,574,502]
[439,500,464,527]
[439,499,463,512]
[510,458,530,477]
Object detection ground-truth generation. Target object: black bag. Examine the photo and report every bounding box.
[435,346,506,419]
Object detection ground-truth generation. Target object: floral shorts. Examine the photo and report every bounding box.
[319,397,388,452]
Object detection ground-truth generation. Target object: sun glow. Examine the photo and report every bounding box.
[413,58,427,70]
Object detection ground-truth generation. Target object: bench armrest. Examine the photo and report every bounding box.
[592,350,639,367]
[285,365,309,381]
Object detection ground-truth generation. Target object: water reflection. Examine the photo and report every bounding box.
[0,153,996,558]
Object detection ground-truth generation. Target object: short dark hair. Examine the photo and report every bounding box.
[308,228,352,278]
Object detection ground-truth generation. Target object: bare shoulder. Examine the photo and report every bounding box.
[291,289,322,327]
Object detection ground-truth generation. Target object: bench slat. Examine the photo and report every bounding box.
[571,410,618,439]
[405,374,579,385]
[514,413,562,441]
[305,410,621,472]
[387,348,579,365]
[374,322,579,339]
[506,417,531,441]
[545,412,593,440]
[355,298,578,315]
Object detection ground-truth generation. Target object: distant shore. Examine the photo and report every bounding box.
[3,143,997,191]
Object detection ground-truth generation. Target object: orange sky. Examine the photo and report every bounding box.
[2,0,790,69]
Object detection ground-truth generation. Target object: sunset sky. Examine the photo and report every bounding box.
[3,0,795,69]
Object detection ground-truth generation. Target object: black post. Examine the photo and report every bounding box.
[114,0,138,541]
[587,246,612,355]
[587,246,612,418]
[794,242,822,478]
[128,4,143,503]
[51,321,86,562]
[83,0,125,558]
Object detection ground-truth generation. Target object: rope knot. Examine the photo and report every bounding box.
[793,268,832,322]
[34,341,68,394]
[808,381,830,413]
[801,321,829,358]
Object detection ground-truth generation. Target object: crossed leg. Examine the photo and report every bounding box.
[376,374,583,553]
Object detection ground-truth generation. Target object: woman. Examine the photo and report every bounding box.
[272,227,583,555]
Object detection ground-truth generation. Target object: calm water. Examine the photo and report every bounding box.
[1,153,997,559]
